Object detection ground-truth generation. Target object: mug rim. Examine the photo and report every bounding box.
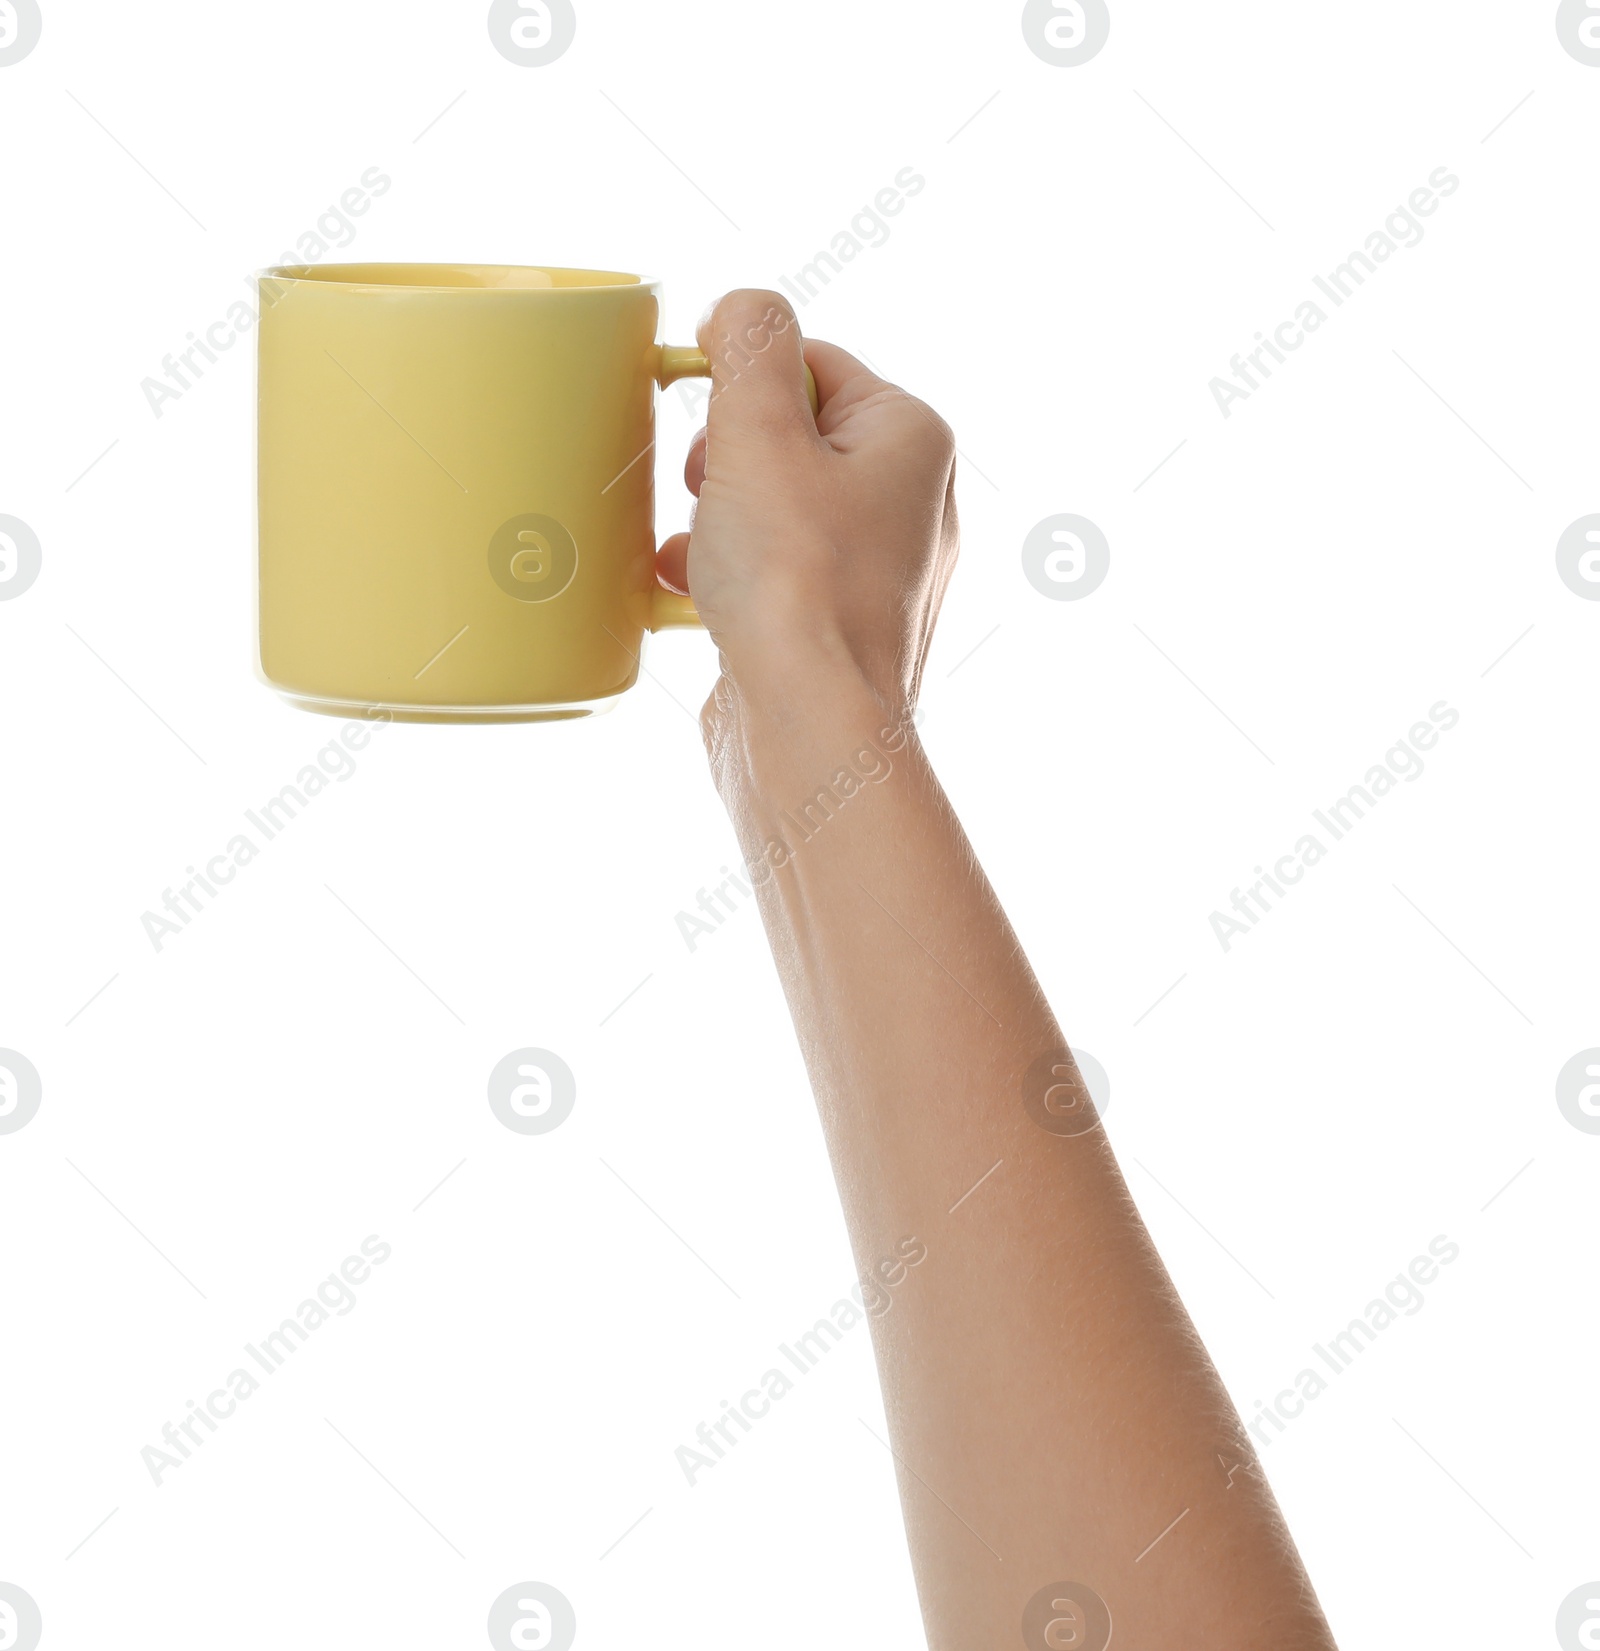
[257,262,657,294]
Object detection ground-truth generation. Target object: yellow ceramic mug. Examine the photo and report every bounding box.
[256,263,802,722]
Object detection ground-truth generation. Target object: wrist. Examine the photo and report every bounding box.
[707,640,921,810]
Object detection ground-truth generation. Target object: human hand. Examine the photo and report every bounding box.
[656,290,959,727]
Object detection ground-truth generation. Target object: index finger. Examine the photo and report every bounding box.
[800,338,894,410]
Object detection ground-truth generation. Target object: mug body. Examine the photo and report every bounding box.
[257,263,665,721]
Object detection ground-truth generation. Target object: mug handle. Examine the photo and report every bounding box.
[649,344,821,632]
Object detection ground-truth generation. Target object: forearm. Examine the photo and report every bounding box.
[711,653,1336,1650]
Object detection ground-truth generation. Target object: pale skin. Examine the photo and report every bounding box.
[658,291,1339,1651]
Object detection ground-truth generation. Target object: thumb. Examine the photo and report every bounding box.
[696,289,816,444]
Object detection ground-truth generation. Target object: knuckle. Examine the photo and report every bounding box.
[907,397,957,457]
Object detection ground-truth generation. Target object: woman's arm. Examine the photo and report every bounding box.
[661,292,1338,1651]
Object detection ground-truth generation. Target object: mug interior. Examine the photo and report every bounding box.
[261,263,648,292]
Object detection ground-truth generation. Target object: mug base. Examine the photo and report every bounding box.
[277,690,625,725]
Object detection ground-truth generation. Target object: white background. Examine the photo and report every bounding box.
[1,2,1596,1647]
